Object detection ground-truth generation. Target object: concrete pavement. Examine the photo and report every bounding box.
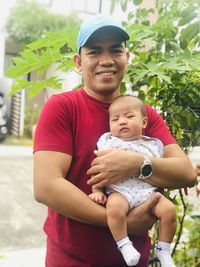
[0,144,46,267]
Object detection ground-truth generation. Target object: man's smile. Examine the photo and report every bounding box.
[95,70,117,77]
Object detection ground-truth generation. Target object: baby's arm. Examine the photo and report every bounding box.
[89,185,107,205]
[89,133,110,205]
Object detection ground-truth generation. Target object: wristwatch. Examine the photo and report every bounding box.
[137,155,153,180]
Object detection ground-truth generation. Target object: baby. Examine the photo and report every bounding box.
[89,95,177,267]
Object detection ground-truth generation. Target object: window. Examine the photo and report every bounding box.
[36,0,52,7]
[72,0,101,14]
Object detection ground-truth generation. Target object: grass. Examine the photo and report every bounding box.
[0,134,33,147]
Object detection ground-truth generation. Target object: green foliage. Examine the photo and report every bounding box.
[174,216,200,266]
[5,0,81,44]
[5,0,82,98]
[116,0,200,264]
[6,28,78,98]
[121,0,200,150]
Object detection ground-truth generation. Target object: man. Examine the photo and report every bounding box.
[34,15,196,267]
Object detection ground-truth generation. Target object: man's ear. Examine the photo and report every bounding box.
[73,54,82,72]
[143,116,148,129]
[126,51,130,62]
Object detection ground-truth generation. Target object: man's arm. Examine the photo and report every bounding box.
[147,143,196,188]
[34,150,107,225]
[87,144,197,189]
[34,150,160,233]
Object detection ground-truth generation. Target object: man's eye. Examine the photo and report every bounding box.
[88,50,98,55]
[113,49,123,54]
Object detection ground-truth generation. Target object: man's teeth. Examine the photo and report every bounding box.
[98,72,114,76]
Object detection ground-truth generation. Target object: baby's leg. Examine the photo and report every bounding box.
[151,195,177,267]
[106,192,129,241]
[152,194,176,242]
[106,192,140,266]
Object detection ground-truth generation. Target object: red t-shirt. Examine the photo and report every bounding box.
[34,88,176,267]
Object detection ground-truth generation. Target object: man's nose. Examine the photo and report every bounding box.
[99,53,114,66]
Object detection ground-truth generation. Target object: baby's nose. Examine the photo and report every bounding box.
[119,118,127,125]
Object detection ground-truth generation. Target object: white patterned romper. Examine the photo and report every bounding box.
[97,133,163,209]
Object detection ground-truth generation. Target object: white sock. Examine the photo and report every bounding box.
[156,241,176,267]
[117,237,140,266]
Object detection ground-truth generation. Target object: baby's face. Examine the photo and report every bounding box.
[109,98,147,141]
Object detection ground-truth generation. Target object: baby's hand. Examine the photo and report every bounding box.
[89,191,107,205]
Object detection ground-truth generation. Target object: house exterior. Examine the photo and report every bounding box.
[0,0,131,137]
[0,0,162,138]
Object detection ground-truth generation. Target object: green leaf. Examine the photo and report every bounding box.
[6,46,68,78]
[129,69,149,85]
[8,79,29,96]
[123,73,131,83]
[179,5,197,26]
[180,39,188,49]
[133,0,143,5]
[9,76,62,98]
[180,22,199,44]
[109,0,116,14]
[120,0,128,12]
[148,71,171,83]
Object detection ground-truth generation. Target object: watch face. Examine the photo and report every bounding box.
[142,164,152,177]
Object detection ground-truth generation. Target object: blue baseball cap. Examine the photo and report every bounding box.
[77,15,129,53]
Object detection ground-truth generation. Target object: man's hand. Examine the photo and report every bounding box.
[87,149,143,188]
[127,192,161,235]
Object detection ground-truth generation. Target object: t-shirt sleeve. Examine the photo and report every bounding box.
[144,105,176,146]
[33,95,73,155]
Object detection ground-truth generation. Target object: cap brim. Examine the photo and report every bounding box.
[82,25,129,48]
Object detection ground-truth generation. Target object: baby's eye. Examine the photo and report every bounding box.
[111,118,118,122]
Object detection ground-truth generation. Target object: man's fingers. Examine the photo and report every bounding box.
[94,149,113,157]
[87,165,99,175]
[92,180,108,189]
[90,151,107,167]
[87,172,102,185]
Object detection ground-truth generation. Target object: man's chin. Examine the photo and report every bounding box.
[96,86,120,96]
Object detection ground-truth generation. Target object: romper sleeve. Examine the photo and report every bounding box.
[96,132,112,151]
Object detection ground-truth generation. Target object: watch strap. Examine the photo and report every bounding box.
[137,155,153,180]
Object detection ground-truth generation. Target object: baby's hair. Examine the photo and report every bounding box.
[109,94,146,117]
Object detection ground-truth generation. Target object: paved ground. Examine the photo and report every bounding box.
[0,144,46,267]
[0,144,199,267]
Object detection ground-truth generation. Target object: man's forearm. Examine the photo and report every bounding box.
[147,157,196,188]
[35,177,108,226]
[35,176,156,235]
[147,144,197,189]
[87,146,196,189]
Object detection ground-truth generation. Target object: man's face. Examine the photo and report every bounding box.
[74,30,129,102]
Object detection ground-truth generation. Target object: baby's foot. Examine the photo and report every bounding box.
[88,191,107,205]
[156,250,176,267]
[119,242,140,266]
